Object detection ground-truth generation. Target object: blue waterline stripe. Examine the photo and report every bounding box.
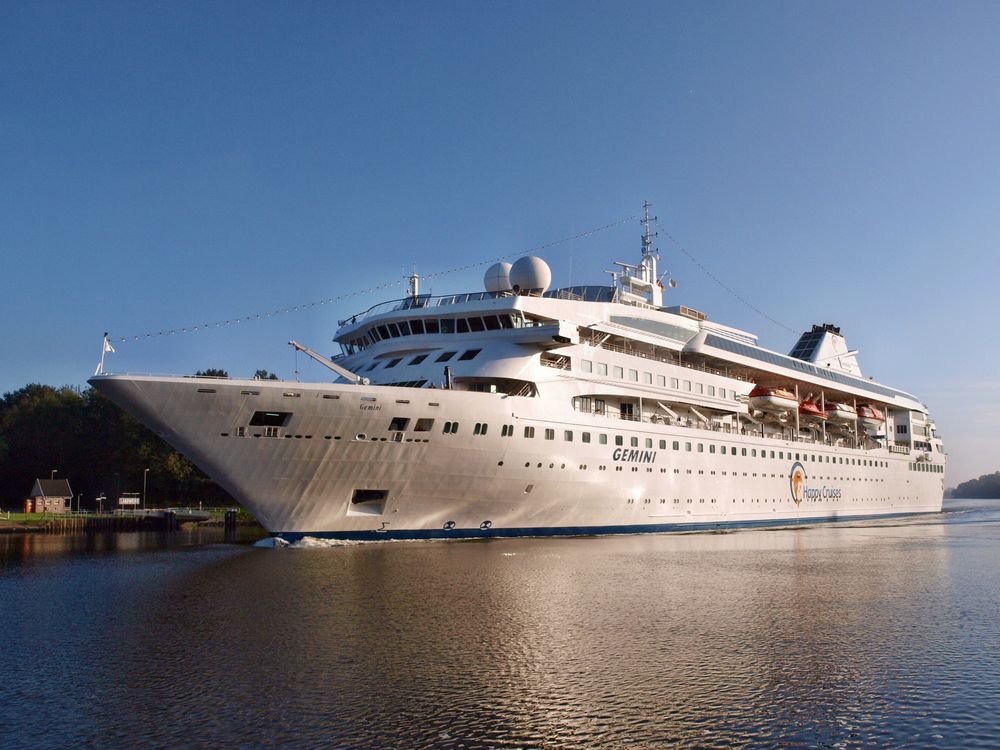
[272,511,934,542]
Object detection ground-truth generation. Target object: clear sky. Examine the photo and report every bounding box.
[2,1,998,485]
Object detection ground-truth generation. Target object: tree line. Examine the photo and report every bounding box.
[946,472,1000,499]
[0,370,277,510]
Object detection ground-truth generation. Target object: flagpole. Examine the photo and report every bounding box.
[95,332,113,376]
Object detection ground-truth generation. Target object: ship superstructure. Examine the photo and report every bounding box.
[90,204,945,539]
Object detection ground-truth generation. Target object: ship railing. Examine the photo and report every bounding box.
[582,408,873,447]
[340,286,620,326]
[583,337,751,382]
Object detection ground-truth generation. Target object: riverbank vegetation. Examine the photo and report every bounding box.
[0,382,236,510]
[947,472,1000,499]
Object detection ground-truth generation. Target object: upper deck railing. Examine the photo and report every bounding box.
[339,285,619,327]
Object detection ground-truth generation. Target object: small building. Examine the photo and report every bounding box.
[26,479,73,514]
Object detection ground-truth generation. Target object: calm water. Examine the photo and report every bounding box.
[2,502,999,749]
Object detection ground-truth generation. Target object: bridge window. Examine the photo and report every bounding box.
[424,319,440,334]
[388,417,410,431]
[410,319,425,334]
[457,319,470,333]
[414,418,434,432]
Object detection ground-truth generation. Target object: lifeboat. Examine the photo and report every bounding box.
[825,402,858,423]
[798,398,828,420]
[749,385,797,413]
[857,403,885,430]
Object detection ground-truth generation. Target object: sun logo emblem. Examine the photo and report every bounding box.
[789,462,807,506]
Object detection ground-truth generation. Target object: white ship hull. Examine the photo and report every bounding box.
[91,375,944,540]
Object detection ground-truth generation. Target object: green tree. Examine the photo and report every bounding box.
[194,368,229,378]
[253,369,279,380]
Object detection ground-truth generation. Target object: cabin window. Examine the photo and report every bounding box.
[657,375,666,387]
[385,358,402,369]
[628,369,638,381]
[595,399,606,415]
[545,429,555,440]
[410,354,428,365]
[459,349,481,361]
[643,372,652,384]
[436,351,456,362]
[671,378,679,389]
[685,442,692,452]
[645,438,653,448]
[631,437,638,447]
[707,386,715,396]
[581,360,593,373]
[615,436,624,446]
[582,432,591,443]
[524,426,535,438]
[473,423,488,436]
[710,445,716,454]
[598,363,608,376]
[599,434,608,445]
[673,441,680,450]
[697,383,704,394]
[442,421,459,434]
[720,388,727,399]
[613,366,624,379]
[698,444,704,453]
[564,431,573,442]
[683,380,692,391]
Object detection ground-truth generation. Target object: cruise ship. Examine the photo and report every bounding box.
[89,204,945,540]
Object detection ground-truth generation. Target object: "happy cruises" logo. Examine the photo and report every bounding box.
[789,461,843,505]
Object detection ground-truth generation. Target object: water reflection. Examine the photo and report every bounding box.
[1,503,998,749]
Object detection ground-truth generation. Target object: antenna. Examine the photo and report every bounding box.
[641,201,658,256]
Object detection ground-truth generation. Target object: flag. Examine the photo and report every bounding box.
[103,335,115,354]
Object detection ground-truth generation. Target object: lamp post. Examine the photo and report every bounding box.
[50,469,58,480]
[143,468,149,510]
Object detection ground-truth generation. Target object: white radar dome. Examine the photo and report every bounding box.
[483,262,513,293]
[509,256,552,296]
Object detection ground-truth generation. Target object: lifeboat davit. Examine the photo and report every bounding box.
[749,386,798,413]
[799,399,828,420]
[825,402,858,423]
[857,403,885,430]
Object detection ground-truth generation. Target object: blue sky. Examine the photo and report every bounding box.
[2,1,998,485]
